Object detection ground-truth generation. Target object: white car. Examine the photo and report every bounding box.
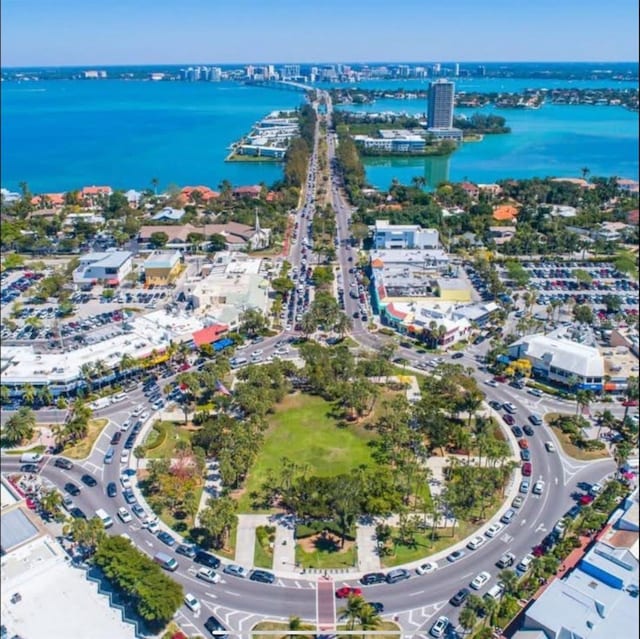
[119,476,132,489]
[117,507,132,523]
[470,570,491,590]
[146,520,160,534]
[533,480,545,495]
[120,450,130,464]
[545,441,556,453]
[120,420,131,431]
[429,616,449,638]
[415,561,437,575]
[517,554,534,572]
[251,349,264,357]
[197,567,221,583]
[467,535,486,550]
[485,379,499,387]
[184,593,201,613]
[485,522,504,538]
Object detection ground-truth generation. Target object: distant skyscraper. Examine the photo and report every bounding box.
[454,63,460,77]
[427,79,455,129]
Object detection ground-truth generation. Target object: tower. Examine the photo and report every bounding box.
[427,79,455,129]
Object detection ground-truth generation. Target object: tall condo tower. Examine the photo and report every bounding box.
[427,79,455,129]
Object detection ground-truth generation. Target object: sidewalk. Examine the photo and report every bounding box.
[272,515,297,572]
[194,460,222,527]
[235,514,270,566]
[355,519,380,572]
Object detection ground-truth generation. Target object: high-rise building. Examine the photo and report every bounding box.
[454,63,460,77]
[427,79,455,129]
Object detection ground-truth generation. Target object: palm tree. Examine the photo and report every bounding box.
[22,383,36,406]
[358,602,382,637]
[334,312,353,339]
[2,407,36,446]
[498,568,520,598]
[339,594,365,631]
[459,606,478,635]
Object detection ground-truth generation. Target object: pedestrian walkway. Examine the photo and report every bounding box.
[235,514,270,566]
[272,515,296,571]
[355,519,380,572]
[194,460,222,526]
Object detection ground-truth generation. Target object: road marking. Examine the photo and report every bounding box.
[409,590,425,596]
[223,590,241,597]
[520,519,527,526]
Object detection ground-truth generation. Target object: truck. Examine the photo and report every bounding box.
[89,397,111,410]
[154,552,178,572]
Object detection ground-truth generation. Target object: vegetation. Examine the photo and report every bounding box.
[1,407,36,447]
[93,536,183,627]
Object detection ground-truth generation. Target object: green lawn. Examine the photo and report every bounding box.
[254,536,274,569]
[237,394,377,512]
[144,421,194,459]
[295,541,357,570]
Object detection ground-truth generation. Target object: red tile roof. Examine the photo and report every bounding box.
[82,185,112,195]
[181,186,220,202]
[192,324,229,347]
[386,303,407,320]
[493,204,519,221]
[627,209,639,225]
[31,193,65,206]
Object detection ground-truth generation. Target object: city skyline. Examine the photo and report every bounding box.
[1,0,638,67]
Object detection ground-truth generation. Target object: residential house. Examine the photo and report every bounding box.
[232,185,262,199]
[81,185,112,207]
[152,207,186,223]
[459,181,480,199]
[492,204,519,222]
[181,186,220,204]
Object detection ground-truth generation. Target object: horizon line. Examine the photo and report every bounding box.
[2,60,639,70]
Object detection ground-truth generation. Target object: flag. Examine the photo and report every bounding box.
[215,380,231,396]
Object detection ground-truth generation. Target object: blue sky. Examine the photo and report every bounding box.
[1,0,638,66]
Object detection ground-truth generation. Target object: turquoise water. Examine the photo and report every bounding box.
[1,77,638,193]
[1,80,303,193]
[339,97,639,189]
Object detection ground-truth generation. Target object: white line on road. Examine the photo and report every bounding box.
[408,590,425,597]
[223,590,241,597]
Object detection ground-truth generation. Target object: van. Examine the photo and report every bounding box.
[95,508,113,529]
[517,554,534,573]
[230,357,247,369]
[104,446,115,464]
[20,453,43,464]
[485,582,505,601]
[154,552,178,572]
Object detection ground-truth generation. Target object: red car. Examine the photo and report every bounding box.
[522,462,532,477]
[622,399,639,407]
[518,438,529,450]
[335,586,363,599]
[579,494,595,505]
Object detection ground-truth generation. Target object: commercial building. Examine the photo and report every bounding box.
[72,250,133,287]
[515,489,639,639]
[373,221,440,250]
[353,130,427,153]
[427,80,455,129]
[143,250,182,286]
[187,251,270,328]
[507,330,605,391]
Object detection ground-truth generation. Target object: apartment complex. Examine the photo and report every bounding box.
[427,79,455,129]
[373,221,440,250]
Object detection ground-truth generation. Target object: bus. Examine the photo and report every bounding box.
[95,508,113,529]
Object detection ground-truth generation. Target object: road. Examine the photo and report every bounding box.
[0,93,617,637]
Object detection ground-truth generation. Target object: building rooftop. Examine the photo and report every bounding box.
[0,508,39,553]
[143,250,181,270]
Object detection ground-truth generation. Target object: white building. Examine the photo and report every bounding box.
[72,250,133,287]
[373,221,440,250]
[508,332,605,391]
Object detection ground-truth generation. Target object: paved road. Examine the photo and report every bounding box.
[0,93,618,637]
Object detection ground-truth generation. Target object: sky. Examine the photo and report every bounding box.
[1,0,639,67]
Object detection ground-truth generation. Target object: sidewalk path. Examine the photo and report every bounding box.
[194,460,222,526]
[235,514,270,567]
[355,520,380,572]
[272,515,296,571]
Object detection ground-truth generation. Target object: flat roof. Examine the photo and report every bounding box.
[0,508,39,552]
[1,537,136,639]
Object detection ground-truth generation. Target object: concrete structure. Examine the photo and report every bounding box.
[353,130,427,153]
[143,250,182,286]
[508,330,605,391]
[516,489,639,639]
[187,251,270,328]
[373,221,439,250]
[436,277,472,302]
[72,250,133,287]
[427,79,455,129]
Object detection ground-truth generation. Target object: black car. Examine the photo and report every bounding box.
[69,507,86,519]
[489,400,502,411]
[369,602,384,613]
[450,587,470,606]
[451,352,464,359]
[249,569,275,584]
[195,550,221,569]
[110,432,122,445]
[106,482,117,498]
[157,531,176,547]
[566,504,582,519]
[176,544,197,559]
[511,426,524,438]
[65,482,81,496]
[204,615,228,637]
[124,435,136,450]
[360,572,386,586]
[523,425,535,437]
[54,457,74,470]
[81,474,97,487]
[20,464,40,473]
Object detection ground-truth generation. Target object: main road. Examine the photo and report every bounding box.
[1,93,616,637]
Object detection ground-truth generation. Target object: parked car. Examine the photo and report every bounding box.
[195,551,221,569]
[176,544,197,559]
[386,568,410,583]
[204,615,227,637]
[496,552,515,569]
[249,569,275,584]
[450,588,470,606]
[467,536,486,551]
[65,482,81,496]
[197,567,222,583]
[106,482,117,498]
[81,474,97,487]
[429,616,449,638]
[184,593,201,614]
[223,564,248,579]
[416,562,437,575]
[533,480,545,495]
[54,457,74,470]
[447,550,466,563]
[485,522,504,538]
[361,572,386,585]
[470,571,491,590]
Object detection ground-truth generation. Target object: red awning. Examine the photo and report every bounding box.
[107,278,119,285]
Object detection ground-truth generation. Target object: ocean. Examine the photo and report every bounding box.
[1,75,638,193]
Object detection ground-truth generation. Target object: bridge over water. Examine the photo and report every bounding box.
[244,79,315,93]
